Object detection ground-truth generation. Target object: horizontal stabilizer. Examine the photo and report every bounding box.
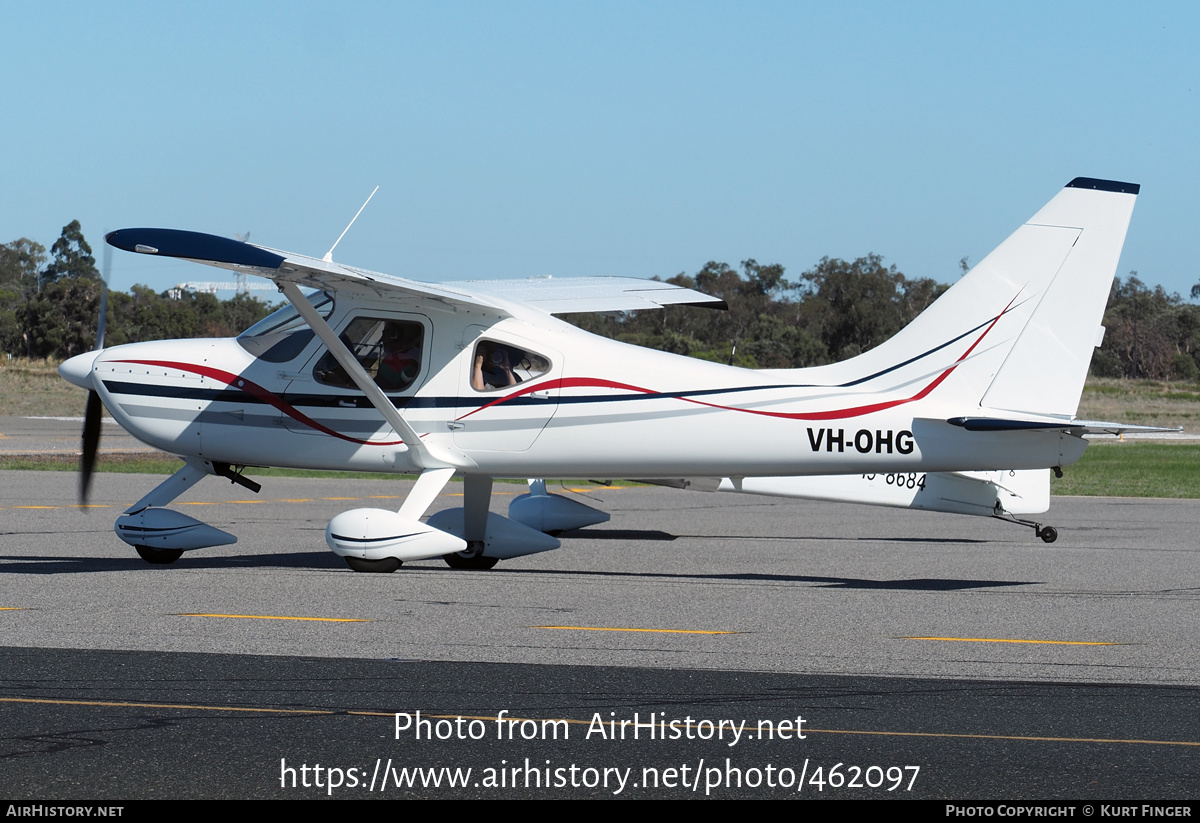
[947,416,1180,436]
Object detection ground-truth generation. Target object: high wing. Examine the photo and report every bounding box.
[104,228,724,316]
[439,277,727,314]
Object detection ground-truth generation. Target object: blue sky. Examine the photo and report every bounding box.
[3,1,1196,299]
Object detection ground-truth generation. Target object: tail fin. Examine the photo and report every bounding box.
[840,178,1138,419]
[977,178,1138,417]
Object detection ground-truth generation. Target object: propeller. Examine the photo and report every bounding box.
[78,242,110,506]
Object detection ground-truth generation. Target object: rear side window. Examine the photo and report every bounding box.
[470,340,550,391]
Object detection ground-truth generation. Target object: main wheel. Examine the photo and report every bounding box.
[1038,526,1058,544]
[345,556,402,573]
[135,546,184,565]
[443,541,499,570]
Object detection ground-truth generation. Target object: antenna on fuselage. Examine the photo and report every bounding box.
[323,185,379,262]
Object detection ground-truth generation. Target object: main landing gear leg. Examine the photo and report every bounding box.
[327,467,466,572]
[443,475,499,570]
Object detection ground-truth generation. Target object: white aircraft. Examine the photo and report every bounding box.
[59,177,1149,571]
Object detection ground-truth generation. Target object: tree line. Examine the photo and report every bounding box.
[4,222,1199,381]
[567,256,948,369]
[1089,275,1200,381]
[0,221,274,359]
[569,258,1200,381]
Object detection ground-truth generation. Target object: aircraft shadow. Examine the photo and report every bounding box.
[559,529,676,541]
[0,551,343,575]
[489,567,1038,591]
[0,553,1039,589]
[563,528,992,545]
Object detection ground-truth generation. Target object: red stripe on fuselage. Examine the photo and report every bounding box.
[459,294,1019,422]
[111,359,408,446]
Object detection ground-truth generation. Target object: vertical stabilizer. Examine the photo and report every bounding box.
[979,178,1138,417]
[800,179,1138,423]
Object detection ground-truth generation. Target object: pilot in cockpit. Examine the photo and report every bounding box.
[375,323,423,391]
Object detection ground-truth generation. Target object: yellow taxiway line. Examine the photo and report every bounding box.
[176,613,369,623]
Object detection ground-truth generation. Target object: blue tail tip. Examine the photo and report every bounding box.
[1066,177,1140,195]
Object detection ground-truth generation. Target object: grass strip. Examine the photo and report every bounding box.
[1051,442,1200,499]
[2,443,1196,498]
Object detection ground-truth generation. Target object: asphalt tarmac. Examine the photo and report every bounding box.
[2,462,1199,800]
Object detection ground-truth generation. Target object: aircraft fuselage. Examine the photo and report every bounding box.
[85,294,1085,480]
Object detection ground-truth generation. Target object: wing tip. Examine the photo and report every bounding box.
[106,228,285,270]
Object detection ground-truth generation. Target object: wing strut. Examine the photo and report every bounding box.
[279,282,460,471]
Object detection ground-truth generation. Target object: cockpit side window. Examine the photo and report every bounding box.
[470,340,551,392]
[313,317,425,392]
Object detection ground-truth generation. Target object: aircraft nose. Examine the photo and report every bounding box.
[59,351,100,390]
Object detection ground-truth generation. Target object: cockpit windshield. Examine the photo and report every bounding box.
[236,290,333,363]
